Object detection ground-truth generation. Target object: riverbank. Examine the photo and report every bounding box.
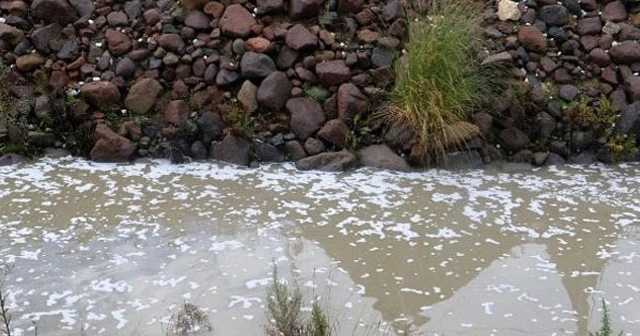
[2,0,640,171]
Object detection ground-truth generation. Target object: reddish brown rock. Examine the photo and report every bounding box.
[204,1,225,18]
[90,123,136,162]
[158,34,185,54]
[285,24,318,51]
[589,48,611,67]
[125,78,163,114]
[219,4,256,38]
[518,26,547,53]
[81,81,121,107]
[610,41,640,64]
[180,0,212,10]
[105,29,132,56]
[257,0,283,14]
[359,144,411,171]
[338,0,363,13]
[0,23,24,45]
[317,119,349,148]
[337,83,368,123]
[316,60,351,87]
[164,100,189,127]
[601,1,627,22]
[287,98,326,140]
[15,53,45,71]
[30,0,77,25]
[246,37,272,53]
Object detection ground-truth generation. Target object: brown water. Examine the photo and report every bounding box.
[0,158,639,335]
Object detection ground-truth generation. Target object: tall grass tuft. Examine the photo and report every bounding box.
[384,0,508,165]
[0,264,13,336]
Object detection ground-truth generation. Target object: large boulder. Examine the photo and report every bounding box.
[240,52,277,79]
[295,151,358,171]
[0,153,26,167]
[257,71,292,111]
[209,133,250,166]
[220,4,256,38]
[30,0,78,25]
[81,81,120,107]
[286,98,326,140]
[90,124,136,162]
[359,144,411,171]
[124,78,163,114]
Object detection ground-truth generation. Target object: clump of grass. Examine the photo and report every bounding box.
[607,133,637,162]
[265,266,332,336]
[589,299,623,336]
[564,96,617,135]
[164,302,212,336]
[384,0,507,165]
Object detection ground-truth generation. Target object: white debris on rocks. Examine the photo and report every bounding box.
[497,0,521,21]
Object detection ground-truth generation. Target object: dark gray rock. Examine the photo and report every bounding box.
[284,140,307,160]
[209,134,250,166]
[115,57,136,78]
[68,0,95,18]
[30,0,78,25]
[539,5,569,26]
[559,85,579,101]
[190,141,208,160]
[257,71,292,111]
[240,52,276,79]
[287,98,326,140]
[30,23,61,54]
[295,151,358,171]
[57,40,80,61]
[256,142,286,162]
[371,47,396,68]
[197,112,225,145]
[185,10,211,30]
[216,69,241,86]
[0,153,26,166]
[499,127,530,152]
[359,144,411,171]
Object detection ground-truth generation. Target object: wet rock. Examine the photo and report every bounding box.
[30,0,77,25]
[105,29,132,56]
[91,123,136,162]
[197,112,225,145]
[0,153,26,166]
[30,23,61,54]
[626,76,640,102]
[539,5,568,26]
[497,0,520,21]
[287,98,326,140]
[316,60,351,87]
[209,133,250,166]
[220,4,256,38]
[304,137,327,155]
[285,24,318,51]
[290,0,323,20]
[499,127,530,152]
[359,144,410,171]
[609,41,640,64]
[15,53,45,71]
[613,102,640,134]
[258,0,283,14]
[337,83,367,123]
[240,52,277,79]
[295,151,358,171]
[568,152,597,164]
[186,10,210,30]
[589,48,611,67]
[285,140,306,160]
[0,23,24,45]
[190,141,208,160]
[442,150,483,170]
[257,71,291,111]
[518,26,547,53]
[125,78,163,114]
[237,80,258,113]
[602,1,627,22]
[384,121,413,150]
[81,81,120,108]
[256,143,285,162]
[164,100,189,127]
[158,34,185,54]
[317,119,349,148]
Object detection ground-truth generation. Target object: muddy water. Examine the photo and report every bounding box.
[1,158,640,335]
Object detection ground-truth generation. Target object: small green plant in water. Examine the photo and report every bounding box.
[589,299,623,336]
[164,302,212,336]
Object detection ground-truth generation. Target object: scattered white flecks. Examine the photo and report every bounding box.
[111,309,128,329]
[90,278,133,293]
[153,276,186,288]
[228,296,261,309]
[245,277,271,289]
[46,290,74,307]
[482,302,494,315]
[344,302,353,309]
